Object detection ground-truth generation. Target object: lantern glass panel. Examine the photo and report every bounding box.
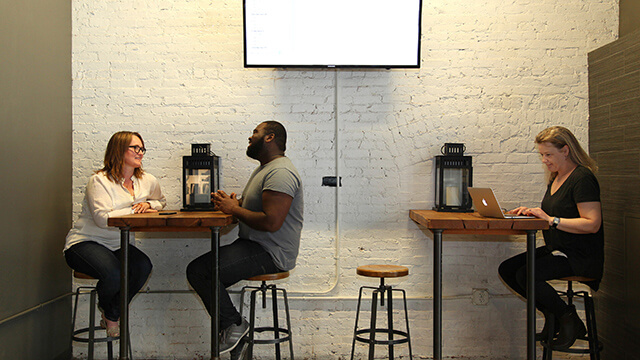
[443,168,463,206]
[185,168,211,206]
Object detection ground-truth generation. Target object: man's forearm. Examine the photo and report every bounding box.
[230,205,279,232]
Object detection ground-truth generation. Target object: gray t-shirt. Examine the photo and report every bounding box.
[239,156,304,271]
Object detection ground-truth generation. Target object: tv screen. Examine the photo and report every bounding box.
[243,0,422,68]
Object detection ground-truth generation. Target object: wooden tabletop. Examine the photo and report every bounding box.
[107,211,234,232]
[409,209,548,234]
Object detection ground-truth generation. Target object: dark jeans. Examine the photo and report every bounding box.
[498,246,574,318]
[186,238,280,330]
[65,241,153,321]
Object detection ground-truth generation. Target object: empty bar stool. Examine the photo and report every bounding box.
[240,271,294,360]
[351,265,412,360]
[71,271,117,360]
[541,276,603,360]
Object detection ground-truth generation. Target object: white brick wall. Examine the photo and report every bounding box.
[71,0,617,358]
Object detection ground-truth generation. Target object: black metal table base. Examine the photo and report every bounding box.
[118,226,223,360]
[431,229,538,360]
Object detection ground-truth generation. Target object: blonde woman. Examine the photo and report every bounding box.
[64,131,166,337]
[498,126,604,350]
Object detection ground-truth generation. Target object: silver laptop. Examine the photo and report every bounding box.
[468,187,535,219]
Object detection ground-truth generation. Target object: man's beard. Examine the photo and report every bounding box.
[246,135,265,160]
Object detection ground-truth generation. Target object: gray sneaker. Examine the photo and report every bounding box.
[220,318,250,354]
[229,338,248,360]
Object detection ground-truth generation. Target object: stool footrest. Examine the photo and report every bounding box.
[250,327,292,345]
[73,327,119,343]
[354,328,411,346]
[541,339,604,354]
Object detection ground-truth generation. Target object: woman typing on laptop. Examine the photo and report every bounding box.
[498,126,604,350]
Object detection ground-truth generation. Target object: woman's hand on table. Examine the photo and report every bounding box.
[132,202,156,213]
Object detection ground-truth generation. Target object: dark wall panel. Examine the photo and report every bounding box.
[0,299,71,360]
[0,0,72,357]
[620,0,640,38]
[588,29,640,360]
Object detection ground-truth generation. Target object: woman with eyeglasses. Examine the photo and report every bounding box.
[64,131,166,337]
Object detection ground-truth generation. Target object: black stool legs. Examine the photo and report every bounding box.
[541,281,603,360]
[240,280,294,360]
[584,295,602,359]
[351,278,412,360]
[71,286,115,360]
[71,285,132,360]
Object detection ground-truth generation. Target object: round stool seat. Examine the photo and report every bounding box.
[559,276,596,282]
[73,271,96,280]
[357,265,408,278]
[247,271,290,282]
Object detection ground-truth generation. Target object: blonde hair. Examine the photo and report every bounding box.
[535,126,597,183]
[99,131,145,183]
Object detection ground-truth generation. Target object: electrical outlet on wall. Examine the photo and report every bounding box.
[472,288,489,306]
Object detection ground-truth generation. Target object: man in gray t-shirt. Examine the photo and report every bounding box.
[186,121,303,354]
[238,155,303,270]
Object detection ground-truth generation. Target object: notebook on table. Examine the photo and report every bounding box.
[468,187,535,219]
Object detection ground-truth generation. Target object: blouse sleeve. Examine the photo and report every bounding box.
[146,175,166,210]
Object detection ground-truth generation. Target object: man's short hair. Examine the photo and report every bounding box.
[262,121,287,152]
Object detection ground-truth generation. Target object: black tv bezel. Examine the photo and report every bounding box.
[242,0,423,69]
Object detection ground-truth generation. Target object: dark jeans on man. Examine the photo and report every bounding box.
[65,241,153,321]
[186,238,281,330]
[498,246,574,318]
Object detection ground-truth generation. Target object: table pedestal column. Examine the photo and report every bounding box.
[526,230,536,360]
[433,229,443,360]
[119,227,130,360]
[211,226,221,359]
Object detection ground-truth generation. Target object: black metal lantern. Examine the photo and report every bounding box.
[434,143,473,212]
[182,144,220,211]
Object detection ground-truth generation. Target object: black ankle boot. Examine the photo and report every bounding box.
[552,305,586,350]
[536,313,558,342]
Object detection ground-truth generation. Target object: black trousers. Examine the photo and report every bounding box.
[186,239,281,330]
[65,241,152,321]
[498,246,574,318]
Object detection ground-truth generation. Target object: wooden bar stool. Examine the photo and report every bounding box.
[240,271,294,360]
[71,271,117,360]
[351,265,412,360]
[541,276,603,360]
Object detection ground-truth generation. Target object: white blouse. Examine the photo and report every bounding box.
[64,171,166,251]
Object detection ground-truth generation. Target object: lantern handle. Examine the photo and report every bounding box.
[441,143,466,156]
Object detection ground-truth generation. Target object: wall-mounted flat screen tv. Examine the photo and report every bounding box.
[243,0,422,68]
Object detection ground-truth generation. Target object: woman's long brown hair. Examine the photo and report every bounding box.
[99,131,145,182]
[535,126,597,183]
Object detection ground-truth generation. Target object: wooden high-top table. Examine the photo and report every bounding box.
[409,210,549,360]
[108,211,234,360]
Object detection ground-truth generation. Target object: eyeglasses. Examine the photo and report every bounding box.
[128,145,146,155]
